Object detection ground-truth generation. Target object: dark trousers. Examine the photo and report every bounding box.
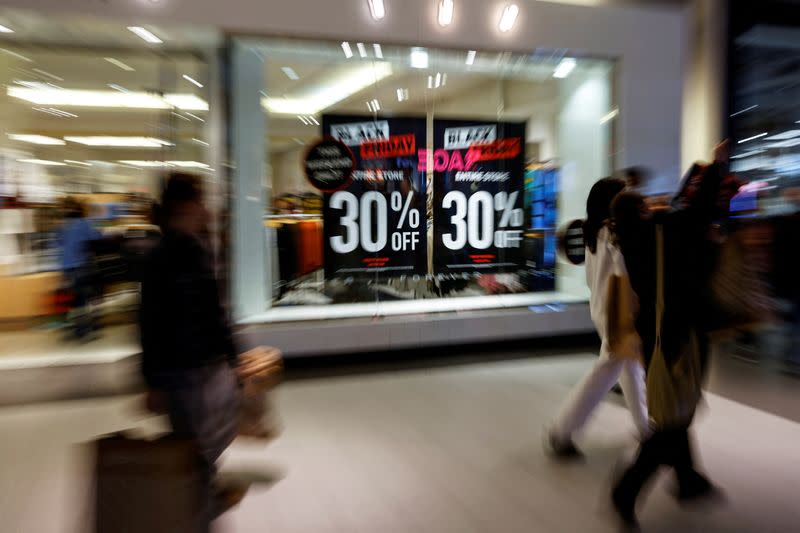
[65,266,96,337]
[614,427,704,508]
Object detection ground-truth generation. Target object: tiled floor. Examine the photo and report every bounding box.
[3,353,800,533]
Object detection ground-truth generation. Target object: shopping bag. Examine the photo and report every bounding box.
[605,273,642,361]
[95,433,205,533]
[237,347,283,440]
[646,225,703,430]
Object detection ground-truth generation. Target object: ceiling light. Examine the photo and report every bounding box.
[367,0,386,20]
[105,57,135,71]
[192,138,210,147]
[427,75,433,89]
[15,80,50,89]
[32,68,63,82]
[65,136,174,147]
[439,0,454,27]
[373,44,383,59]
[9,87,209,111]
[768,139,800,149]
[397,88,409,102]
[435,72,442,88]
[342,41,353,58]
[600,109,619,124]
[65,160,93,167]
[107,84,129,93]
[8,134,66,145]
[0,48,32,62]
[0,25,14,33]
[465,50,476,65]
[553,57,576,78]
[372,99,380,111]
[730,150,765,160]
[167,161,210,169]
[307,116,320,126]
[730,104,758,118]
[410,47,428,69]
[184,112,205,122]
[498,3,519,33]
[738,132,768,144]
[357,43,367,58]
[127,26,163,44]
[262,62,392,115]
[281,67,299,80]
[118,160,167,168]
[182,74,204,88]
[116,160,210,169]
[33,107,78,118]
[765,130,800,141]
[17,159,66,166]
[172,111,191,122]
[298,115,309,125]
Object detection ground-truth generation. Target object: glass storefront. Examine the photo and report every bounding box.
[232,37,615,319]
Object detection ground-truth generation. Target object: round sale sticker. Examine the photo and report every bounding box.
[558,219,586,265]
[304,138,356,192]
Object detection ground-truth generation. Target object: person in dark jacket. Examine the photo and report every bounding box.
[139,173,241,530]
[609,142,732,529]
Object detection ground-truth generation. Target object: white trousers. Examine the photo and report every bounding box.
[552,347,650,441]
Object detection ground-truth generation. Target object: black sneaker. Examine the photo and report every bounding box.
[544,428,584,460]
[611,486,640,532]
[676,474,725,506]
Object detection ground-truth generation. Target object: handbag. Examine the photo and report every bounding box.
[237,346,283,440]
[646,225,703,430]
[605,272,642,361]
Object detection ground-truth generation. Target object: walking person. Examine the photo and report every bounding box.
[546,177,649,458]
[610,142,732,529]
[139,173,244,531]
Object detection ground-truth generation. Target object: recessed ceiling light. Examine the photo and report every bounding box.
[342,41,353,59]
[65,136,174,147]
[373,44,383,59]
[410,47,428,69]
[127,26,163,44]
[553,57,576,78]
[435,72,442,88]
[498,3,519,33]
[7,134,66,145]
[465,50,476,65]
[281,67,299,80]
[396,88,409,102]
[438,0,454,27]
[105,57,135,72]
[182,74,204,88]
[0,25,15,34]
[17,159,67,166]
[357,43,367,58]
[367,0,385,20]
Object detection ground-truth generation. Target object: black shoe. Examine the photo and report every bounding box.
[676,474,725,506]
[611,486,640,532]
[544,428,584,460]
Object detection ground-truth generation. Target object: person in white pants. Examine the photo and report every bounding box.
[547,177,650,458]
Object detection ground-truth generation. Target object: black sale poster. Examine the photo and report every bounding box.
[431,119,526,274]
[321,114,427,278]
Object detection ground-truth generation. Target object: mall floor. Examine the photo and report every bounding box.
[2,345,800,533]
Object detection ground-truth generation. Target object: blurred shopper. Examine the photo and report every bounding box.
[139,173,242,531]
[609,142,732,529]
[58,197,100,340]
[546,177,649,458]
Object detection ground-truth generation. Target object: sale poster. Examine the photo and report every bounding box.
[431,119,526,274]
[321,114,427,278]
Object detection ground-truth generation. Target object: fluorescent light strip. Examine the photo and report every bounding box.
[439,0,454,27]
[105,57,135,72]
[127,26,163,44]
[307,116,320,126]
[498,3,519,33]
[435,72,442,88]
[731,150,765,159]
[765,130,800,141]
[65,136,174,147]
[600,109,619,124]
[118,160,210,169]
[0,48,32,63]
[263,62,392,115]
[281,67,299,80]
[397,88,409,102]
[372,99,380,111]
[8,134,66,145]
[730,104,758,118]
[65,160,93,167]
[427,75,433,89]
[738,132,768,144]
[357,43,367,58]
[32,68,63,82]
[373,44,383,59]
[553,57,577,79]
[33,107,78,118]
[0,25,14,33]
[9,87,209,111]
[184,112,205,123]
[298,115,309,125]
[182,74,204,88]
[107,84,129,93]
[171,111,191,122]
[192,138,210,147]
[367,0,385,20]
[18,159,66,166]
[465,50,476,65]
[342,41,353,58]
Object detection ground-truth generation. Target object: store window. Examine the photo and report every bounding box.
[232,38,615,320]
[0,40,210,344]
